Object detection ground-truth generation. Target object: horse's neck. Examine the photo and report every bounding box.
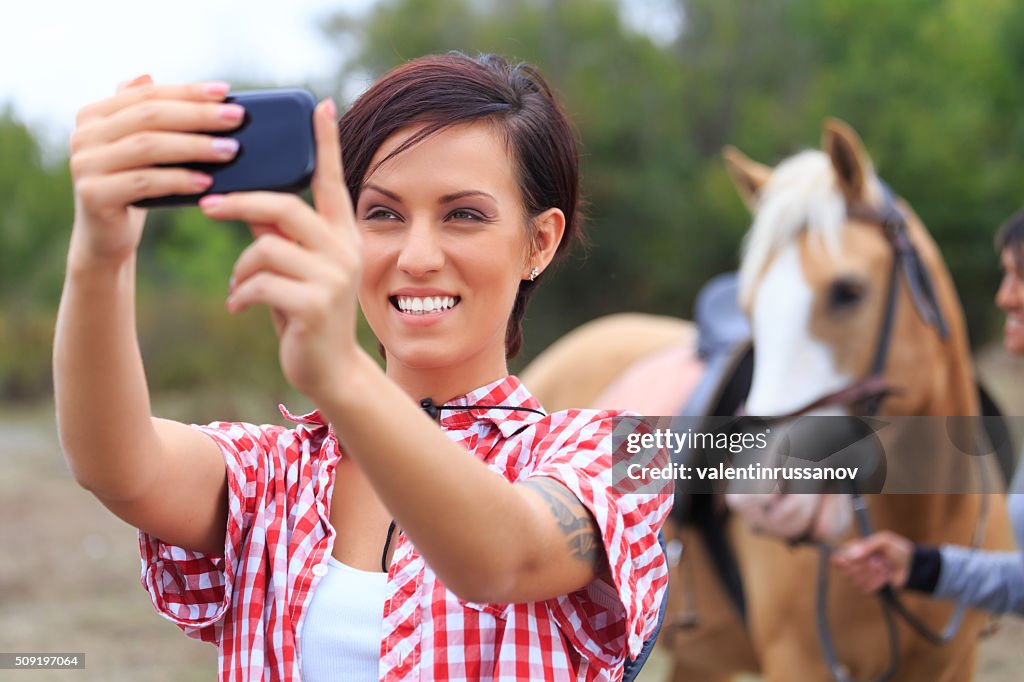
[873,493,982,542]
[872,218,982,535]
[894,216,979,417]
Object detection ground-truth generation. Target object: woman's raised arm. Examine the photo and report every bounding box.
[53,76,239,555]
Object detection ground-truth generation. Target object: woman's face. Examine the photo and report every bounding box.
[997,246,1024,356]
[356,122,537,378]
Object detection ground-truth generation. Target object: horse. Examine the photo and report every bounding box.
[520,119,1014,681]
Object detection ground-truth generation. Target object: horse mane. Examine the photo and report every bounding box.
[737,150,880,308]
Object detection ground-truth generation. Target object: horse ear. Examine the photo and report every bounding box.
[823,118,874,202]
[723,145,772,211]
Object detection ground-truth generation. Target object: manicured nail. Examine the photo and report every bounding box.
[323,97,337,120]
[204,81,231,97]
[192,173,213,189]
[212,137,239,156]
[219,104,245,121]
[200,194,225,209]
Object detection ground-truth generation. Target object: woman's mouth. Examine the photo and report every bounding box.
[390,295,461,315]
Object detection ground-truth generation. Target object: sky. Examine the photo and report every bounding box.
[0,0,373,149]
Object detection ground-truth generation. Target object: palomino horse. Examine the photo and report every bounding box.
[520,119,1013,681]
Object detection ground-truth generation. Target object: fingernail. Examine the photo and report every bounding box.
[228,276,236,294]
[204,81,231,97]
[212,137,239,156]
[200,194,225,209]
[323,97,337,120]
[192,173,213,189]
[219,104,245,121]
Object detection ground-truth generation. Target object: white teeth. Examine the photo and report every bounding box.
[395,296,458,315]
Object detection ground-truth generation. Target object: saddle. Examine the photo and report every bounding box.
[668,273,753,621]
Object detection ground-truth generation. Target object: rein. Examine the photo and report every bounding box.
[771,186,988,682]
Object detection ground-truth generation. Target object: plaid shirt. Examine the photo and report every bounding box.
[139,375,670,681]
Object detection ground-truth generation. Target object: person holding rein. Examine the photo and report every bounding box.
[54,53,670,681]
[833,209,1024,615]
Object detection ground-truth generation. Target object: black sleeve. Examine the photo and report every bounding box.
[904,544,942,594]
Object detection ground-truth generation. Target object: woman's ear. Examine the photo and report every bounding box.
[525,208,565,279]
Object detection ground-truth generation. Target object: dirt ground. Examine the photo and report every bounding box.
[3,346,1024,681]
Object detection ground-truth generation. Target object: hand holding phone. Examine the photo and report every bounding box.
[134,88,318,207]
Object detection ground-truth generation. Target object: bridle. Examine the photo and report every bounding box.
[752,183,989,682]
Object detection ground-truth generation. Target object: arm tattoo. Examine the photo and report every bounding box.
[521,478,607,573]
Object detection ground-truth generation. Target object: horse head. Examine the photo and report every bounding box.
[722,119,978,540]
[726,118,975,418]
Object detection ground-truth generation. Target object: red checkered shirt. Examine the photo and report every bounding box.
[139,375,671,681]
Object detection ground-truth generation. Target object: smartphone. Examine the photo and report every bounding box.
[134,88,317,208]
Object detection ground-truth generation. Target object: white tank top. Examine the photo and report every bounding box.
[300,556,389,682]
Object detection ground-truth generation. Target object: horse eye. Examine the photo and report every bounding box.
[828,277,866,310]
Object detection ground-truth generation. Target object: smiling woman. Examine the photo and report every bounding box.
[357,123,546,381]
[52,52,669,682]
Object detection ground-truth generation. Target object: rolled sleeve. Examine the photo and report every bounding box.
[530,411,673,667]
[138,421,272,643]
[933,545,1024,615]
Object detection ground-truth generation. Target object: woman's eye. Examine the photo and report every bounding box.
[364,207,401,221]
[448,209,484,222]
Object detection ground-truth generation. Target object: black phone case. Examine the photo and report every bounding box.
[134,88,317,208]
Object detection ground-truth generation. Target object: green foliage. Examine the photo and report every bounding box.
[0,111,73,309]
[5,0,1024,400]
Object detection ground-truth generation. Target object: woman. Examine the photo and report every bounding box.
[54,53,670,680]
[833,208,1024,614]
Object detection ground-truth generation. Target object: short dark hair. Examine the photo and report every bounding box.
[996,206,1024,269]
[338,52,582,358]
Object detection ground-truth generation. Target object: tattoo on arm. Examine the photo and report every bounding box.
[521,478,607,573]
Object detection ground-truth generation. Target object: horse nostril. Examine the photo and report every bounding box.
[828,277,866,311]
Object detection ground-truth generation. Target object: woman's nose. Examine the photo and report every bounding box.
[396,222,444,276]
[996,273,1020,310]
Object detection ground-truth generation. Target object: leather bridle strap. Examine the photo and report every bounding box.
[744,375,893,421]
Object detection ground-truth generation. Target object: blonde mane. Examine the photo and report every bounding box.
[737,150,863,307]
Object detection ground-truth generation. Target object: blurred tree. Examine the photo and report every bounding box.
[6,0,1024,401]
[0,111,73,399]
[0,110,73,309]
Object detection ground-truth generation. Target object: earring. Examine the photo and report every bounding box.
[529,266,540,281]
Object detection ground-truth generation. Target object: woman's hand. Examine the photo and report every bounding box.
[832,530,915,593]
[68,75,243,266]
[200,98,364,404]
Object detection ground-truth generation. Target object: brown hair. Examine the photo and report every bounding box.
[996,205,1024,270]
[338,52,582,358]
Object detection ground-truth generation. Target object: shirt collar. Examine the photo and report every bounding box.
[434,375,547,438]
[277,375,547,439]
